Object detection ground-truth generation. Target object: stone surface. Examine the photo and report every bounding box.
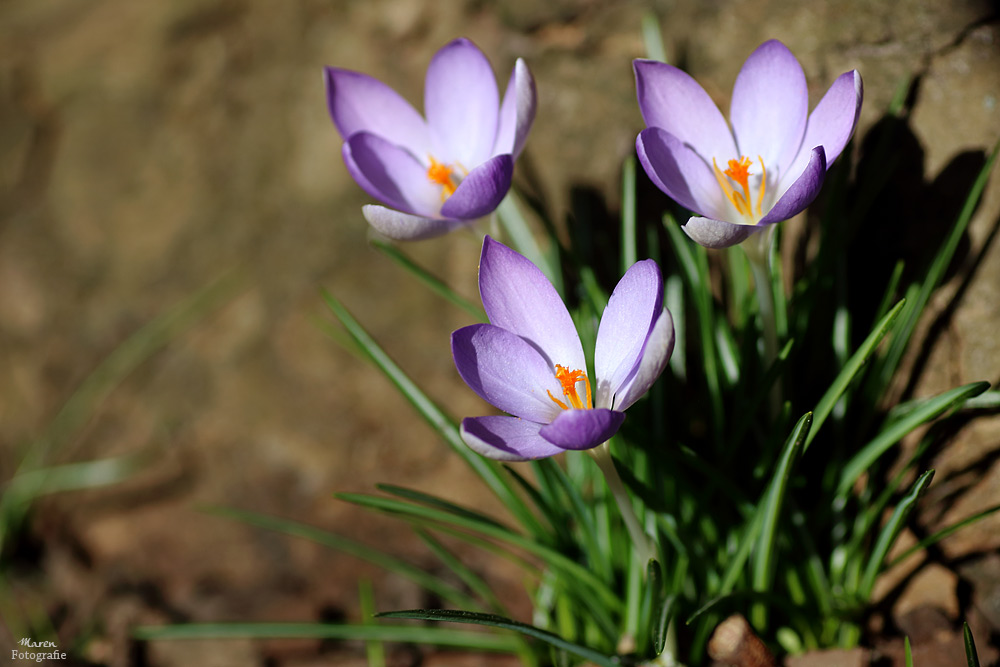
[1,1,998,665]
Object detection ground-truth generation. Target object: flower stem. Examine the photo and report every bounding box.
[589,443,655,566]
[743,227,780,418]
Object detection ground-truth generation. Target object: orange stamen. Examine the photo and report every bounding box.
[426,156,458,199]
[546,364,592,411]
[713,154,768,224]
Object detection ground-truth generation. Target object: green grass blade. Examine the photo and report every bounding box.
[416,529,506,614]
[837,382,989,496]
[641,12,667,62]
[888,502,1000,568]
[2,454,146,500]
[204,506,480,610]
[879,140,999,386]
[377,610,617,667]
[496,192,560,292]
[805,299,906,453]
[376,484,510,531]
[336,492,621,613]
[358,580,386,667]
[134,622,522,652]
[964,622,981,667]
[751,413,812,629]
[665,274,686,380]
[621,156,638,273]
[904,636,913,667]
[321,291,545,537]
[371,239,486,321]
[858,470,935,600]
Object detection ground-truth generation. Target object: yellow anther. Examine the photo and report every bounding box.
[713,155,768,224]
[426,156,458,200]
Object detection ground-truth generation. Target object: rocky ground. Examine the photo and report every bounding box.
[1,0,998,665]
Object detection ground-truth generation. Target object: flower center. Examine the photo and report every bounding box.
[546,364,592,411]
[426,156,461,202]
[713,155,768,225]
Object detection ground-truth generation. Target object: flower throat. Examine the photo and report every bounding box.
[713,155,768,225]
[547,364,592,411]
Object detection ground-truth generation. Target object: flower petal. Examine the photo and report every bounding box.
[784,70,863,183]
[682,216,761,249]
[494,58,537,159]
[539,409,625,450]
[425,38,499,168]
[633,59,737,164]
[613,308,675,411]
[452,323,563,423]
[346,132,441,217]
[760,146,826,224]
[636,128,728,220]
[479,237,587,372]
[730,40,808,178]
[324,67,431,157]
[461,416,567,461]
[362,205,468,241]
[594,259,663,410]
[440,154,513,220]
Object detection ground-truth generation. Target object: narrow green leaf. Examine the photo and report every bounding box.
[837,382,989,496]
[858,470,935,600]
[321,291,545,537]
[358,580,386,667]
[621,156,638,274]
[496,193,560,292]
[964,621,981,667]
[377,609,617,667]
[652,594,675,657]
[204,506,479,610]
[133,622,521,652]
[416,529,505,614]
[751,413,812,629]
[904,636,913,667]
[641,12,667,62]
[889,503,1000,568]
[371,239,486,321]
[805,299,906,452]
[377,484,509,531]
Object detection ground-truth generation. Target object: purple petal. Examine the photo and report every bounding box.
[325,67,430,157]
[452,323,563,423]
[494,58,537,159]
[440,154,513,220]
[425,38,499,168]
[346,132,441,217]
[614,308,675,411]
[594,260,663,410]
[461,416,568,461]
[730,40,808,177]
[479,237,587,373]
[682,216,761,249]
[539,409,625,450]
[785,70,863,183]
[633,59,737,164]
[760,146,826,224]
[636,128,729,221]
[362,205,468,241]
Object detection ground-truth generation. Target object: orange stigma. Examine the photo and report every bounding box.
[427,156,458,200]
[546,364,592,411]
[713,155,767,222]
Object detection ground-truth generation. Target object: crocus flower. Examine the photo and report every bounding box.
[325,38,536,241]
[634,40,862,249]
[451,237,674,461]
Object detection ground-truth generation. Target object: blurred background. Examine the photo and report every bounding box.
[1,0,998,665]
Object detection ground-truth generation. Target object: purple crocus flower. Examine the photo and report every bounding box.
[634,40,862,249]
[325,38,536,241]
[451,237,674,461]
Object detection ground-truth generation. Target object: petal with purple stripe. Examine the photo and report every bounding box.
[539,408,625,450]
[362,205,468,241]
[760,146,826,224]
[346,132,441,217]
[785,70,863,183]
[461,416,567,461]
[440,154,513,220]
[636,128,728,221]
[613,308,675,411]
[494,59,537,159]
[452,324,563,423]
[479,237,587,372]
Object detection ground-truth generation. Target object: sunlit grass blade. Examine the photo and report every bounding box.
[532,459,608,580]
[804,299,906,453]
[377,484,510,530]
[878,139,999,386]
[857,470,934,600]
[358,580,386,667]
[641,12,667,62]
[621,156,638,273]
[336,492,622,614]
[751,413,812,629]
[377,609,617,667]
[134,622,522,652]
[836,382,989,497]
[964,621,981,667]
[416,529,506,614]
[370,238,486,322]
[321,291,545,537]
[204,506,480,610]
[2,454,146,501]
[496,192,561,292]
[888,502,1000,568]
[665,274,686,379]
